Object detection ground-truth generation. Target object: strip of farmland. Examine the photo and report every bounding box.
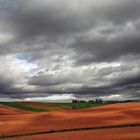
[0,123,140,139]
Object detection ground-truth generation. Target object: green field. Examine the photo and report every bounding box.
[49,102,105,109]
[0,101,106,112]
[0,101,46,112]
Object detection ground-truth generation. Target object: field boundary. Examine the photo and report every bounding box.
[0,123,140,139]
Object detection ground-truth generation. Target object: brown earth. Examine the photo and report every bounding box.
[0,104,30,115]
[6,127,140,140]
[0,103,140,136]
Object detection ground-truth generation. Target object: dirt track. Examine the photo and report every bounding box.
[0,103,140,137]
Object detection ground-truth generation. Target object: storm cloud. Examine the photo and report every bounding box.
[0,0,140,101]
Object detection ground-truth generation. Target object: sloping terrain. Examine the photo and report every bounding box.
[5,127,140,140]
[0,101,71,112]
[0,102,46,112]
[0,104,30,115]
[0,101,105,112]
[16,101,72,111]
[0,102,140,136]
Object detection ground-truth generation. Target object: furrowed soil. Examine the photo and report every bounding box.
[0,102,140,139]
[5,127,140,140]
[0,104,30,115]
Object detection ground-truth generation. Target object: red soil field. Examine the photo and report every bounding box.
[6,127,140,140]
[0,103,140,136]
[0,104,29,115]
[17,101,71,111]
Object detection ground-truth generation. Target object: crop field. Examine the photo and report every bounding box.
[0,102,139,139]
[0,101,46,112]
[49,102,105,109]
[0,101,105,112]
[14,101,72,111]
[0,104,30,115]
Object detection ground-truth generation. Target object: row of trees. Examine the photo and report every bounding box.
[72,99,104,103]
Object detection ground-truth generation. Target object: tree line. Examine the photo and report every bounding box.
[72,99,104,103]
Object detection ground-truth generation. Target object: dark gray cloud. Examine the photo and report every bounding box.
[0,0,140,101]
[113,73,140,88]
[73,32,140,64]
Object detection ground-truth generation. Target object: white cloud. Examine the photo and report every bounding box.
[25,94,76,102]
[0,32,14,44]
[101,94,123,101]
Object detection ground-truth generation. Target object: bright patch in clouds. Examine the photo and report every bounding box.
[14,55,38,72]
[102,94,123,101]
[25,94,76,102]
[16,53,32,61]
[0,33,14,44]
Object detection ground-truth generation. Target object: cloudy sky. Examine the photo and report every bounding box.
[0,0,140,101]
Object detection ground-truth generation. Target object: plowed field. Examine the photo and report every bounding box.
[0,102,140,139]
[6,127,140,140]
[0,104,30,115]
